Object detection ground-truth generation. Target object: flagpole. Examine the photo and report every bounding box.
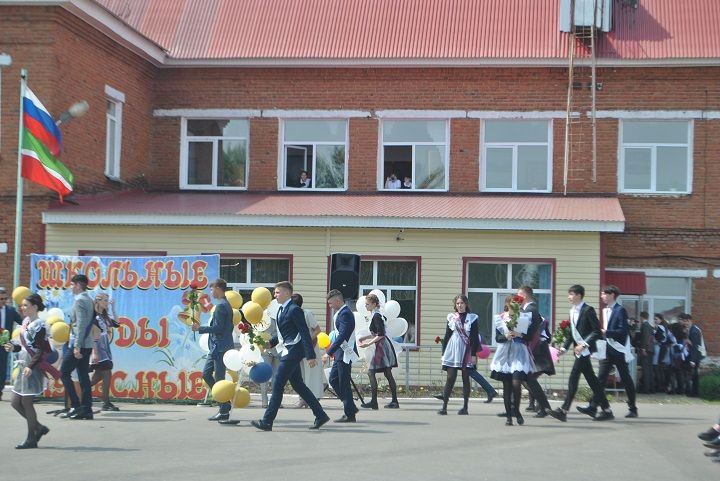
[13,68,27,290]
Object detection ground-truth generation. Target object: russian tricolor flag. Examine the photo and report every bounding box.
[21,88,74,201]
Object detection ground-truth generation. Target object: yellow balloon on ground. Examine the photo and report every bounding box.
[12,328,21,340]
[242,301,263,324]
[211,380,236,403]
[225,291,243,309]
[12,286,31,306]
[50,322,71,343]
[232,309,242,326]
[46,316,64,326]
[317,332,331,349]
[251,287,272,309]
[233,387,251,408]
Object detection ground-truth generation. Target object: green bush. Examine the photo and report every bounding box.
[699,371,720,401]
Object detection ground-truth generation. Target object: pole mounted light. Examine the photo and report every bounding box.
[57,100,89,126]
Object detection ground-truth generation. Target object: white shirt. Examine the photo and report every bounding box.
[570,302,590,357]
[385,178,401,189]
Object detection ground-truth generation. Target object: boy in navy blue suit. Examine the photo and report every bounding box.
[323,289,358,423]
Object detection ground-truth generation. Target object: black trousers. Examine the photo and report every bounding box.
[60,347,93,413]
[202,353,231,414]
[594,350,637,411]
[561,354,609,411]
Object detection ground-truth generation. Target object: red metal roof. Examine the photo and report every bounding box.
[46,191,624,230]
[93,0,720,61]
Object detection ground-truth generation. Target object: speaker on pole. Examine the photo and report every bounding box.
[329,253,361,300]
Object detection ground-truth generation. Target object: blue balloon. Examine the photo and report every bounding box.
[45,350,59,364]
[249,362,273,384]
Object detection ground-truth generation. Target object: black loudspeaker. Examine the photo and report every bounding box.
[330,253,361,300]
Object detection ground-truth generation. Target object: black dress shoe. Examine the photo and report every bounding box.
[437,408,447,415]
[576,405,597,418]
[335,415,356,423]
[361,400,378,410]
[525,404,537,412]
[505,418,513,426]
[457,408,468,415]
[250,419,272,431]
[594,410,615,421]
[703,437,720,449]
[704,450,720,458]
[548,408,567,422]
[534,410,547,418]
[384,401,399,409]
[625,410,638,418]
[208,412,230,421]
[497,411,509,417]
[36,425,50,442]
[515,410,524,425]
[69,410,93,420]
[484,393,496,404]
[60,407,80,419]
[15,440,38,449]
[309,414,331,430]
[699,428,720,441]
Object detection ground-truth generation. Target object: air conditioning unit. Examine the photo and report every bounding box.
[559,0,613,33]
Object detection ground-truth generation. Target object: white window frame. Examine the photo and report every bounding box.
[618,119,693,194]
[379,119,450,191]
[465,261,553,347]
[104,85,125,180]
[480,119,553,192]
[180,118,249,190]
[617,273,692,323]
[279,119,348,191]
[358,259,419,347]
[220,256,291,294]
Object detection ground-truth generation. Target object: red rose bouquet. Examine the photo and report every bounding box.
[552,319,571,346]
[505,295,525,331]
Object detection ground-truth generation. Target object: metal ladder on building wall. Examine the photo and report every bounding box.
[562,0,601,195]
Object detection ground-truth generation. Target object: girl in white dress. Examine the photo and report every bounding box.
[438,295,479,415]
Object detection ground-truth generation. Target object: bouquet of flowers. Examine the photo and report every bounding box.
[505,295,525,331]
[552,319,571,346]
[236,321,267,351]
[178,281,212,338]
[0,327,11,345]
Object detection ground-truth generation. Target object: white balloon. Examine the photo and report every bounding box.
[198,333,210,353]
[382,300,401,321]
[255,310,272,332]
[239,343,263,365]
[223,350,243,371]
[387,317,408,338]
[355,296,369,315]
[237,333,250,346]
[47,307,65,320]
[353,312,369,333]
[38,310,49,321]
[368,289,386,307]
[266,299,281,320]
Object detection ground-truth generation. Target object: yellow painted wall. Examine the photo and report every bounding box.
[45,224,603,390]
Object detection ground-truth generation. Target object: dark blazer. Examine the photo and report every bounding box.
[269,301,316,360]
[639,320,655,353]
[687,324,705,363]
[1,305,22,331]
[521,301,544,342]
[326,305,356,359]
[563,303,602,353]
[605,303,630,353]
[199,298,234,358]
[441,313,480,356]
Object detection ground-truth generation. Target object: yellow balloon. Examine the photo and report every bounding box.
[232,309,242,326]
[50,322,70,344]
[251,287,272,309]
[46,316,64,326]
[12,286,31,306]
[317,332,331,349]
[211,380,236,403]
[227,370,239,383]
[11,328,21,340]
[241,301,263,325]
[225,291,243,310]
[233,387,251,408]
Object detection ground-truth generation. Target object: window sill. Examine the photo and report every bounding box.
[480,188,552,193]
[180,186,248,191]
[280,187,347,192]
[105,174,124,184]
[379,188,448,193]
[619,191,692,197]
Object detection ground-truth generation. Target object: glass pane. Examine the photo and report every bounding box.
[377,262,416,285]
[623,121,688,144]
[646,277,687,297]
[107,118,116,168]
[218,140,246,187]
[512,264,552,289]
[284,120,346,142]
[390,289,417,344]
[536,293,552,322]
[383,120,446,143]
[652,298,686,323]
[285,145,311,187]
[187,141,213,185]
[220,258,247,284]
[107,100,116,116]
[485,147,513,188]
[468,263,507,289]
[415,145,446,189]
[359,261,373,285]
[623,148,651,190]
[187,119,248,138]
[517,145,548,190]
[656,146,688,192]
[383,146,412,188]
[621,298,641,320]
[467,292,493,344]
[251,259,290,284]
[484,120,549,143]
[315,144,345,188]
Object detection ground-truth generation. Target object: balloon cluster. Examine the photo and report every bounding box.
[10,286,66,371]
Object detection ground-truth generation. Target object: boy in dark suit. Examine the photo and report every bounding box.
[324,289,358,422]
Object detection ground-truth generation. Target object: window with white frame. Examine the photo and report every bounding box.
[220,257,291,301]
[105,85,125,179]
[182,119,248,189]
[466,261,553,346]
[620,276,689,322]
[619,120,692,194]
[282,120,347,190]
[381,120,448,190]
[481,120,552,192]
[358,259,418,346]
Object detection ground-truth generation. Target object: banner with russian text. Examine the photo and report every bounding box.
[30,254,220,401]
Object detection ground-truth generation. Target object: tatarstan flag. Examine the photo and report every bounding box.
[21,88,73,201]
